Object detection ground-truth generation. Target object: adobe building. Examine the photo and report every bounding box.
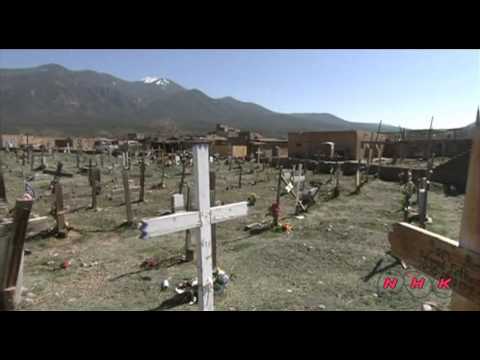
[206,134,247,158]
[289,130,387,160]
[230,131,288,159]
[0,134,56,149]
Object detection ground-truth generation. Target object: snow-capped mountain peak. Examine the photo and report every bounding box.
[142,76,171,87]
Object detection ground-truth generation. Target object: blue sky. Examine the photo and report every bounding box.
[1,49,478,129]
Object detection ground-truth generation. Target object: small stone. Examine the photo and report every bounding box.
[318,280,324,285]
[287,289,293,293]
[373,293,379,298]
[318,304,326,310]
[422,303,433,311]
[362,256,367,261]
[68,298,76,302]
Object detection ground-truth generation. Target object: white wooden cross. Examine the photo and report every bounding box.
[389,109,480,310]
[139,142,249,311]
[280,166,306,212]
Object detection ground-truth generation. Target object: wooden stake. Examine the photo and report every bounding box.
[91,174,97,210]
[122,169,133,225]
[55,182,66,237]
[238,165,243,189]
[139,152,145,202]
[178,156,186,194]
[274,166,282,226]
[210,171,217,269]
[185,184,194,261]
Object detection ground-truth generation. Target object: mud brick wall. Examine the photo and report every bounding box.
[431,151,470,193]
[288,131,388,161]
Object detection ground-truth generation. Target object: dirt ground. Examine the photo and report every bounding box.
[1,151,464,311]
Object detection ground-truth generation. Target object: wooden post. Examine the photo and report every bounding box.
[178,157,186,194]
[139,152,145,202]
[294,165,301,214]
[41,147,46,169]
[274,166,282,226]
[355,158,361,189]
[332,160,340,198]
[122,169,133,225]
[210,171,217,269]
[185,184,194,261]
[238,165,243,189]
[55,182,66,237]
[88,158,93,182]
[0,199,33,310]
[417,180,427,228]
[191,142,214,311]
[160,151,166,189]
[91,172,98,210]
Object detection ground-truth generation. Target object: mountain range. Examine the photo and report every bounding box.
[0,63,402,138]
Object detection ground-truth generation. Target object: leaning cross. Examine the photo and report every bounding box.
[280,167,306,212]
[388,110,480,309]
[139,142,249,311]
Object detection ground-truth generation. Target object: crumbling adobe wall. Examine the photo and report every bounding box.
[431,151,470,193]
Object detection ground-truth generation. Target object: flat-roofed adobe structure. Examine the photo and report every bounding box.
[288,130,388,160]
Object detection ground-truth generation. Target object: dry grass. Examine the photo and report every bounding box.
[1,151,464,311]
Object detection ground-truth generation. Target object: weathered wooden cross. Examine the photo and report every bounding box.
[280,165,307,212]
[139,142,249,311]
[389,110,480,310]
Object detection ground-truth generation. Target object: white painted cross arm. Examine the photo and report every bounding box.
[139,201,249,240]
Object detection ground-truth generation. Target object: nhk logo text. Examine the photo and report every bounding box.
[376,270,452,299]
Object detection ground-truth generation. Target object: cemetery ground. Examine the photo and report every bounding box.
[2,153,464,311]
